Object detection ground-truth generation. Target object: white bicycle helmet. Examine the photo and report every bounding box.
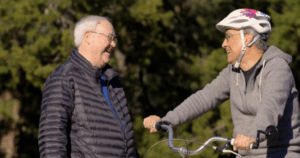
[216,9,271,68]
[216,9,271,34]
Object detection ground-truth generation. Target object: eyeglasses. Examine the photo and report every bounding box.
[90,31,118,44]
[225,33,240,41]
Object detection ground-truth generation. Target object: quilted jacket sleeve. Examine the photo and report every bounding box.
[38,72,74,158]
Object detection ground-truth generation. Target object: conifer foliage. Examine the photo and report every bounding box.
[0,0,299,157]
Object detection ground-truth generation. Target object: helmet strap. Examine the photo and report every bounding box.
[233,30,261,69]
[234,30,246,68]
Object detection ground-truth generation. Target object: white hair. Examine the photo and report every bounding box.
[243,28,269,51]
[74,15,113,47]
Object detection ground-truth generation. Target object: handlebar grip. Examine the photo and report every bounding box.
[251,143,258,149]
[154,122,163,131]
[154,121,171,131]
[230,138,255,149]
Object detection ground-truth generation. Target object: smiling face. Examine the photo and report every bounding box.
[89,20,116,67]
[222,29,243,65]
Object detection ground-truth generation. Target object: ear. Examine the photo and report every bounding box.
[83,31,91,45]
[244,33,254,45]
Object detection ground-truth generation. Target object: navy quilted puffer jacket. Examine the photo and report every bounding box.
[38,48,139,158]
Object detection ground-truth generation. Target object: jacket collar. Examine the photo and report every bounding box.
[69,48,119,82]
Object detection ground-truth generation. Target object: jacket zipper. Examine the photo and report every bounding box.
[106,77,128,157]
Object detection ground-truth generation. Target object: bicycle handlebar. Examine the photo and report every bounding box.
[156,123,242,157]
[155,122,278,157]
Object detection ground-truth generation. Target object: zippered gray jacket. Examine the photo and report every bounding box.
[162,46,300,157]
[39,48,139,158]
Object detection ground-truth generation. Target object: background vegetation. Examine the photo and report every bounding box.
[0,0,299,157]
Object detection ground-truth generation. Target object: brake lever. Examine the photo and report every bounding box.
[215,139,231,151]
[212,139,242,158]
[212,146,242,158]
[222,149,242,158]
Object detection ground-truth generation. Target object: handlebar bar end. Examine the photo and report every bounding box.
[266,126,279,142]
[251,143,258,149]
[154,121,171,131]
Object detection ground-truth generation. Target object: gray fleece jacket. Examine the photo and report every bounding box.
[162,46,300,157]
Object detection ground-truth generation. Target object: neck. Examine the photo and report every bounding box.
[239,46,264,71]
[78,45,105,68]
[78,45,93,64]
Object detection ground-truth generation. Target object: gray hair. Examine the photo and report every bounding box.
[243,28,269,51]
[74,15,113,47]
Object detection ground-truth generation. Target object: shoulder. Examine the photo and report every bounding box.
[207,64,232,87]
[51,60,75,76]
[264,57,291,73]
[262,46,292,70]
[44,60,76,92]
[261,57,294,83]
[218,64,233,77]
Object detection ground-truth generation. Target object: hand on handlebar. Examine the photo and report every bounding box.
[143,115,161,133]
[233,134,256,151]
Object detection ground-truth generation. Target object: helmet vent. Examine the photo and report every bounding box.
[259,23,269,28]
[254,16,268,20]
[231,19,248,23]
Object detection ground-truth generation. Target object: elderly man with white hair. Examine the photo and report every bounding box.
[38,15,139,158]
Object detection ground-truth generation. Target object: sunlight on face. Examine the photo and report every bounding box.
[90,20,116,67]
[222,29,243,65]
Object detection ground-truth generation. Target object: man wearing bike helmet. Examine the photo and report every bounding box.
[144,9,300,157]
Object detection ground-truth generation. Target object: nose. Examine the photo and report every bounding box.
[110,40,116,47]
[222,38,227,48]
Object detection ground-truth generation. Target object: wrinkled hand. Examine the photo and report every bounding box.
[233,134,256,151]
[143,115,161,133]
